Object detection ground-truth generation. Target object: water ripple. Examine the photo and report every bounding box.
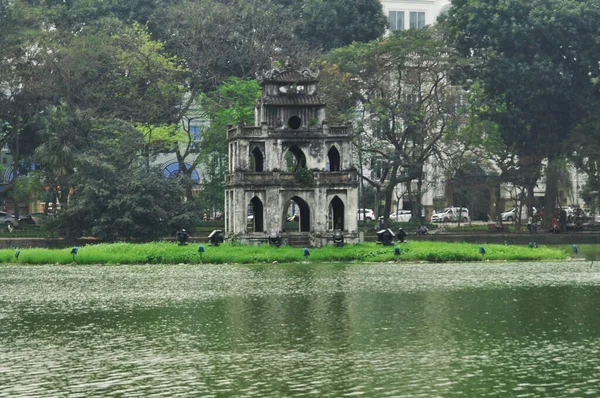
[1,261,600,396]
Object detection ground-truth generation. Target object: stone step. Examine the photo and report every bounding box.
[287,233,312,248]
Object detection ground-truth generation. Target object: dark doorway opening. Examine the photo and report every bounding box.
[283,196,311,232]
[249,196,264,232]
[329,196,345,231]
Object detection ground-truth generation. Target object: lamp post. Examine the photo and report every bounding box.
[71,247,79,262]
[302,248,310,260]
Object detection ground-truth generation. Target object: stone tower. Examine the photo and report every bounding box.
[224,67,359,246]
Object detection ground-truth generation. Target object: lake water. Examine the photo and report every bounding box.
[1,261,600,397]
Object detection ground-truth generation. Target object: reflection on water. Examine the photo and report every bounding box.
[1,262,600,397]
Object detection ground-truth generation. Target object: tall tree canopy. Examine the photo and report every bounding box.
[324,26,463,221]
[197,77,260,213]
[1,0,389,237]
[275,0,388,51]
[442,0,600,221]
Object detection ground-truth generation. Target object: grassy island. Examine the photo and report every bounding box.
[0,241,570,265]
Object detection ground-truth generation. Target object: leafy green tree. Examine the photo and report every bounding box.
[49,20,186,124]
[324,26,463,222]
[443,0,600,225]
[0,0,55,219]
[196,77,260,212]
[51,119,200,240]
[34,105,92,213]
[276,0,387,51]
[13,173,44,216]
[566,108,600,205]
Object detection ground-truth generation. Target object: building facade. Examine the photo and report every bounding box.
[381,0,451,31]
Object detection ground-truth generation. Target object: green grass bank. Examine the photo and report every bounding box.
[0,241,571,265]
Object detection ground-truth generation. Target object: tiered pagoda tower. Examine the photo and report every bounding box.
[224,67,359,247]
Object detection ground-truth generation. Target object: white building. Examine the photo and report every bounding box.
[380,0,451,31]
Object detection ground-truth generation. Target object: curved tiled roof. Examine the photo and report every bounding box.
[262,94,324,106]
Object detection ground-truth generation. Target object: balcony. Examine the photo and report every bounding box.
[227,124,351,140]
[226,170,358,186]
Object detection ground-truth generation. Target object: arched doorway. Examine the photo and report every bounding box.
[283,196,311,232]
[250,146,264,172]
[284,145,307,172]
[329,196,345,231]
[248,196,264,232]
[327,146,340,171]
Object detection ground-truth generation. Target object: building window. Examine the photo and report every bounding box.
[389,11,404,31]
[409,12,426,29]
[163,162,200,183]
[190,126,201,142]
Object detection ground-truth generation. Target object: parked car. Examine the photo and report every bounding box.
[389,209,424,222]
[501,208,517,221]
[501,207,538,222]
[0,211,15,227]
[18,214,36,225]
[389,210,413,222]
[357,208,375,222]
[431,207,470,223]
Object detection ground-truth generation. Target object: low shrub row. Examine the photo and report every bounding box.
[0,241,568,265]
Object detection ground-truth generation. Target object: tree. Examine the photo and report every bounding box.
[443,0,600,225]
[324,26,463,222]
[276,0,387,52]
[51,118,200,240]
[49,19,186,124]
[0,0,55,220]
[566,108,600,208]
[196,77,260,212]
[34,105,92,213]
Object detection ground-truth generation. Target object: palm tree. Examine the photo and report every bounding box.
[34,104,88,213]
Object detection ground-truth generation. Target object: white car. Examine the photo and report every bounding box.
[389,210,413,222]
[0,211,15,227]
[501,208,518,221]
[357,208,375,221]
[502,207,537,221]
[431,207,470,223]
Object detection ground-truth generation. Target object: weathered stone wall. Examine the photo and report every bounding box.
[225,68,359,246]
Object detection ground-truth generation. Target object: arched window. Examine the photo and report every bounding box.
[284,145,307,172]
[327,146,340,171]
[163,162,200,183]
[250,146,264,172]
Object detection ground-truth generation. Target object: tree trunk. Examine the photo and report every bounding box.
[544,158,560,228]
[527,184,535,218]
[12,126,21,226]
[383,182,395,224]
[415,167,424,223]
